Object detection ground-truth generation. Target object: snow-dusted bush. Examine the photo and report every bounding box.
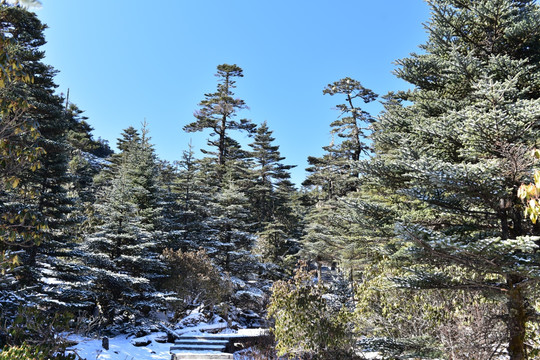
[162,248,232,316]
[267,262,354,359]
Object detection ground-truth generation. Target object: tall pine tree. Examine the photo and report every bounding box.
[303,78,377,199]
[248,121,299,269]
[302,79,376,275]
[183,64,256,174]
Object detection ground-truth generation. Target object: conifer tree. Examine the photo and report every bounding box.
[157,160,185,250]
[0,4,85,314]
[0,16,42,273]
[364,1,540,358]
[303,78,377,199]
[248,121,299,268]
[81,125,165,325]
[248,121,296,226]
[183,64,256,172]
[208,176,256,275]
[302,79,376,274]
[171,145,215,251]
[65,103,112,235]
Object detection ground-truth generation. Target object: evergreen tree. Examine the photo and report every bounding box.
[0,4,86,314]
[364,1,540,358]
[303,78,377,200]
[323,78,377,162]
[171,143,217,251]
[248,121,299,268]
[0,15,42,272]
[65,103,112,235]
[183,64,256,172]
[207,176,256,275]
[157,160,185,250]
[248,121,296,226]
[302,79,376,274]
[116,125,141,153]
[81,125,165,326]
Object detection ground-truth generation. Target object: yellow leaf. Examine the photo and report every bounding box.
[518,185,527,200]
[535,170,540,187]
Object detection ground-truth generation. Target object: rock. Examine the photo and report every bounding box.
[102,337,109,350]
[154,336,168,343]
[130,338,152,347]
[134,327,151,338]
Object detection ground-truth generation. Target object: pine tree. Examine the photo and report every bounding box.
[0,4,86,315]
[302,79,376,275]
[248,121,295,226]
[322,78,377,162]
[81,125,165,326]
[0,15,42,272]
[65,103,112,234]
[303,78,377,200]
[170,143,216,251]
[207,176,256,275]
[248,121,299,268]
[157,160,185,250]
[364,1,540,358]
[183,64,256,173]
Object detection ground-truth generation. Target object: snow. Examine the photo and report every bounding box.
[66,312,233,360]
[174,321,228,336]
[63,323,377,360]
[67,332,171,360]
[66,329,266,360]
[65,310,277,360]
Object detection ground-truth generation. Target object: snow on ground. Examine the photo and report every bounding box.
[66,311,242,360]
[67,330,382,360]
[67,332,171,360]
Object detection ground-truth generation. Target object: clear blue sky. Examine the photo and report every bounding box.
[36,0,431,186]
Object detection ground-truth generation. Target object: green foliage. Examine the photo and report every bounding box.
[0,2,91,315]
[184,63,255,168]
[0,17,44,272]
[354,262,507,359]
[5,307,71,345]
[255,222,292,268]
[360,1,540,358]
[301,78,378,283]
[248,121,299,271]
[303,78,376,200]
[80,124,167,327]
[0,344,76,360]
[0,306,76,360]
[267,263,354,359]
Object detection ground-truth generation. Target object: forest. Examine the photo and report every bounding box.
[2,0,540,359]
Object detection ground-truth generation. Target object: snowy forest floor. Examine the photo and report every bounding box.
[65,312,269,360]
[67,332,170,360]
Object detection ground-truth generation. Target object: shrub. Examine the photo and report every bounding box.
[0,344,76,360]
[0,305,78,360]
[267,262,354,359]
[162,248,231,315]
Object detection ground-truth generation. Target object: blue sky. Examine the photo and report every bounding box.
[36,0,431,186]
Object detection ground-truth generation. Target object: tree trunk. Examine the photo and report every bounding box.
[507,276,527,360]
[218,116,226,166]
